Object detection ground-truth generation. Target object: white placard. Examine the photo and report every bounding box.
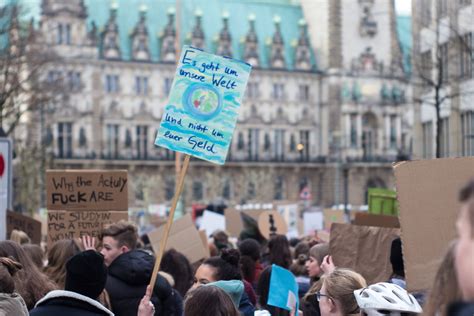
[200,210,226,237]
[303,212,324,235]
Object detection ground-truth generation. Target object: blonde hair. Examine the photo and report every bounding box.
[10,230,31,245]
[423,240,462,316]
[323,268,367,315]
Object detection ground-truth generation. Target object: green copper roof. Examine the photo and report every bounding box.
[396,15,411,75]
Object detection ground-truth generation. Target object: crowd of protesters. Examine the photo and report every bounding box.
[0,179,473,316]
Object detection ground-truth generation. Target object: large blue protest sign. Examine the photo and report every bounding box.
[268,264,299,312]
[155,46,252,165]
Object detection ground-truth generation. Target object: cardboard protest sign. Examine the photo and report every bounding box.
[330,223,399,285]
[7,211,42,244]
[394,157,474,291]
[155,46,252,165]
[148,214,208,264]
[224,208,244,238]
[323,209,346,230]
[258,210,288,239]
[276,203,300,238]
[353,212,400,228]
[46,170,128,211]
[47,210,128,246]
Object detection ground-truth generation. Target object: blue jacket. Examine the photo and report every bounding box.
[239,291,255,316]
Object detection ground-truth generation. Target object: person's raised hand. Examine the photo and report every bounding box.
[81,235,96,251]
[138,285,155,316]
[320,255,336,275]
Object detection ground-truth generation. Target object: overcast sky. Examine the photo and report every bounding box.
[395,0,412,15]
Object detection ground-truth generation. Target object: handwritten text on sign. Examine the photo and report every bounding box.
[155,46,252,165]
[7,211,42,244]
[46,170,128,211]
[47,210,128,246]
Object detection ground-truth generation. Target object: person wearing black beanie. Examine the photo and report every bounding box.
[388,237,406,289]
[29,250,113,316]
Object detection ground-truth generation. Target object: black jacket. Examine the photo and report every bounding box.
[448,302,474,316]
[29,290,113,316]
[106,249,182,316]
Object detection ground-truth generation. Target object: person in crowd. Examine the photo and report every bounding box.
[0,240,56,310]
[193,248,255,316]
[44,239,82,288]
[0,257,29,316]
[161,248,194,297]
[184,284,240,316]
[99,220,182,316]
[211,230,233,254]
[238,238,263,287]
[424,240,462,316]
[29,249,114,316]
[256,266,290,316]
[9,230,30,245]
[388,237,406,288]
[449,179,474,315]
[293,241,310,260]
[317,268,366,316]
[267,234,292,269]
[290,253,310,298]
[22,244,44,269]
[354,282,422,316]
[301,243,330,316]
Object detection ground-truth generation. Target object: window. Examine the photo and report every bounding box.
[350,114,357,147]
[136,125,148,159]
[67,71,81,91]
[222,179,231,200]
[459,0,471,6]
[165,178,175,200]
[164,77,173,95]
[437,0,448,17]
[57,122,73,158]
[237,132,245,150]
[247,181,256,200]
[422,121,433,158]
[105,75,120,93]
[299,84,310,102]
[421,0,432,27]
[274,176,285,200]
[439,118,450,157]
[79,127,87,147]
[272,83,285,100]
[57,24,63,44]
[421,51,432,86]
[47,70,61,83]
[247,82,259,99]
[390,115,397,148]
[439,43,449,83]
[461,111,474,156]
[460,33,473,80]
[290,134,296,152]
[274,129,285,161]
[56,23,71,45]
[106,124,119,158]
[192,181,204,200]
[264,133,271,151]
[65,24,71,45]
[248,128,259,161]
[135,76,148,95]
[299,130,310,161]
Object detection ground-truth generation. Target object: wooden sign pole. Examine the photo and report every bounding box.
[149,154,190,288]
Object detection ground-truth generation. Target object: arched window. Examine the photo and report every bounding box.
[362,112,378,160]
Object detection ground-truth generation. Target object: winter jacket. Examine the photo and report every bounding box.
[0,292,28,316]
[243,280,257,306]
[448,302,474,316]
[29,290,113,316]
[106,249,182,316]
[239,291,255,316]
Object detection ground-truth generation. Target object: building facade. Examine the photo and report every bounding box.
[14,0,411,210]
[412,0,473,159]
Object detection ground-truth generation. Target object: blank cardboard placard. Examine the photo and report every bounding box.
[330,223,399,285]
[46,170,128,211]
[148,214,208,264]
[258,210,288,239]
[353,212,400,228]
[225,208,244,238]
[394,157,474,291]
[7,211,42,244]
[323,209,346,230]
[47,210,128,246]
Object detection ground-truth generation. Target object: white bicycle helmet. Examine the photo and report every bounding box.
[354,282,422,316]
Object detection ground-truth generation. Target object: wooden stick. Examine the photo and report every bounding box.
[149,154,190,288]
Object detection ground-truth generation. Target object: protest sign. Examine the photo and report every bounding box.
[7,211,42,244]
[394,157,474,291]
[330,223,399,285]
[0,138,12,240]
[353,212,400,228]
[368,188,398,215]
[46,170,128,211]
[323,209,346,230]
[258,210,288,239]
[224,208,244,238]
[155,46,252,165]
[200,210,226,237]
[303,211,324,235]
[47,210,128,246]
[148,213,208,264]
[268,264,299,312]
[276,203,300,238]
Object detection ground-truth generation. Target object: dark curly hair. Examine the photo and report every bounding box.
[202,248,242,281]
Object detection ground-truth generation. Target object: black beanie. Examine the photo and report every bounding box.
[65,250,107,299]
[390,237,405,277]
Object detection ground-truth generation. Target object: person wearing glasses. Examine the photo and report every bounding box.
[317,268,366,316]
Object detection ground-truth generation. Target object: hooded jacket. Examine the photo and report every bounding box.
[29,290,113,316]
[106,249,182,316]
[0,293,28,316]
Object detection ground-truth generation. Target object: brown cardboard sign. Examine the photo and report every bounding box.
[394,157,474,291]
[224,208,244,238]
[47,210,128,246]
[330,223,399,285]
[7,211,42,244]
[323,209,346,230]
[353,212,400,228]
[148,214,208,264]
[46,170,128,211]
[257,210,288,239]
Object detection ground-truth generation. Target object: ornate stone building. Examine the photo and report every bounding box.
[18,0,411,209]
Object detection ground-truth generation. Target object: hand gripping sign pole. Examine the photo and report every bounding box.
[149,46,251,288]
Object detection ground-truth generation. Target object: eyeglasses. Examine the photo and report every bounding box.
[316,291,330,302]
